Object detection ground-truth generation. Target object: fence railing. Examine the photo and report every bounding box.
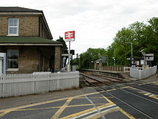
[130,66,157,79]
[0,71,79,98]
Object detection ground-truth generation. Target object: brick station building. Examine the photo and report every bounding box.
[0,7,62,74]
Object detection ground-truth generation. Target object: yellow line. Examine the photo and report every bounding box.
[51,97,73,119]
[150,95,158,99]
[144,93,151,95]
[106,88,116,92]
[86,106,119,119]
[99,92,136,119]
[101,93,115,104]
[0,98,66,113]
[0,110,12,117]
[59,103,113,119]
[119,108,136,119]
[14,103,106,112]
[89,107,136,119]
[0,108,24,118]
[0,91,100,113]
[128,86,158,100]
[75,96,106,99]
[0,92,100,118]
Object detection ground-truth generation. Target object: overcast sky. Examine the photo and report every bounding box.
[1,0,158,56]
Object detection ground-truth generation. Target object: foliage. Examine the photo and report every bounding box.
[56,36,68,54]
[112,18,158,66]
[74,17,158,68]
[79,48,107,69]
[56,36,68,66]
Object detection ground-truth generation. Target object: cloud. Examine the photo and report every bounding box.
[47,0,158,54]
[1,0,158,55]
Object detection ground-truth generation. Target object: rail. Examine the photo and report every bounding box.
[80,71,124,87]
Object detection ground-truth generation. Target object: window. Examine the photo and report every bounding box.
[8,18,19,36]
[7,50,19,70]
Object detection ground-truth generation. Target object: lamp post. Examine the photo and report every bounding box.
[126,42,133,67]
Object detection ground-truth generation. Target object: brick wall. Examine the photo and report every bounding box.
[39,17,52,39]
[5,46,39,74]
[19,16,39,36]
[19,47,39,73]
[54,47,62,72]
[0,15,39,37]
[0,16,8,36]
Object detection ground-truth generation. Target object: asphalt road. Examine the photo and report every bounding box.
[0,75,158,119]
[102,87,158,119]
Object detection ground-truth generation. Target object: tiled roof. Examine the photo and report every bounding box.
[0,37,62,46]
[0,7,41,12]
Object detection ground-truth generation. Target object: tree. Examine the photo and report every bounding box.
[56,36,68,54]
[140,17,158,65]
[112,27,134,66]
[110,18,158,66]
[75,17,158,68]
[56,36,68,67]
[79,48,107,69]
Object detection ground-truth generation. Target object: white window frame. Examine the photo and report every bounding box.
[8,18,19,36]
[7,50,19,71]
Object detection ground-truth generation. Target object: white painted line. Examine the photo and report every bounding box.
[73,104,117,119]
[84,95,106,119]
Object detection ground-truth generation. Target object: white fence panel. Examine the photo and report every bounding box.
[130,68,139,79]
[49,79,60,91]
[35,80,50,93]
[130,66,157,79]
[0,71,79,98]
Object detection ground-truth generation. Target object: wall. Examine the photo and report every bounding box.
[0,71,79,98]
[19,16,39,36]
[0,16,39,37]
[54,47,62,72]
[19,46,39,73]
[0,16,8,36]
[39,17,52,39]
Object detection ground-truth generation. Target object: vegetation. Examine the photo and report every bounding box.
[76,17,158,69]
[56,36,68,54]
[56,36,68,67]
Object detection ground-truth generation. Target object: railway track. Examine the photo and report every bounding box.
[80,70,125,87]
[79,70,158,119]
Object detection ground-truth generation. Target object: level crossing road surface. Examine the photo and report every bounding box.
[0,74,158,119]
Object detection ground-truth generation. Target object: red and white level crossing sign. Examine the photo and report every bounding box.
[65,31,75,41]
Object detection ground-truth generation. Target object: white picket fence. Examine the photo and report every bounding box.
[124,67,143,73]
[0,71,79,98]
[130,66,157,79]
